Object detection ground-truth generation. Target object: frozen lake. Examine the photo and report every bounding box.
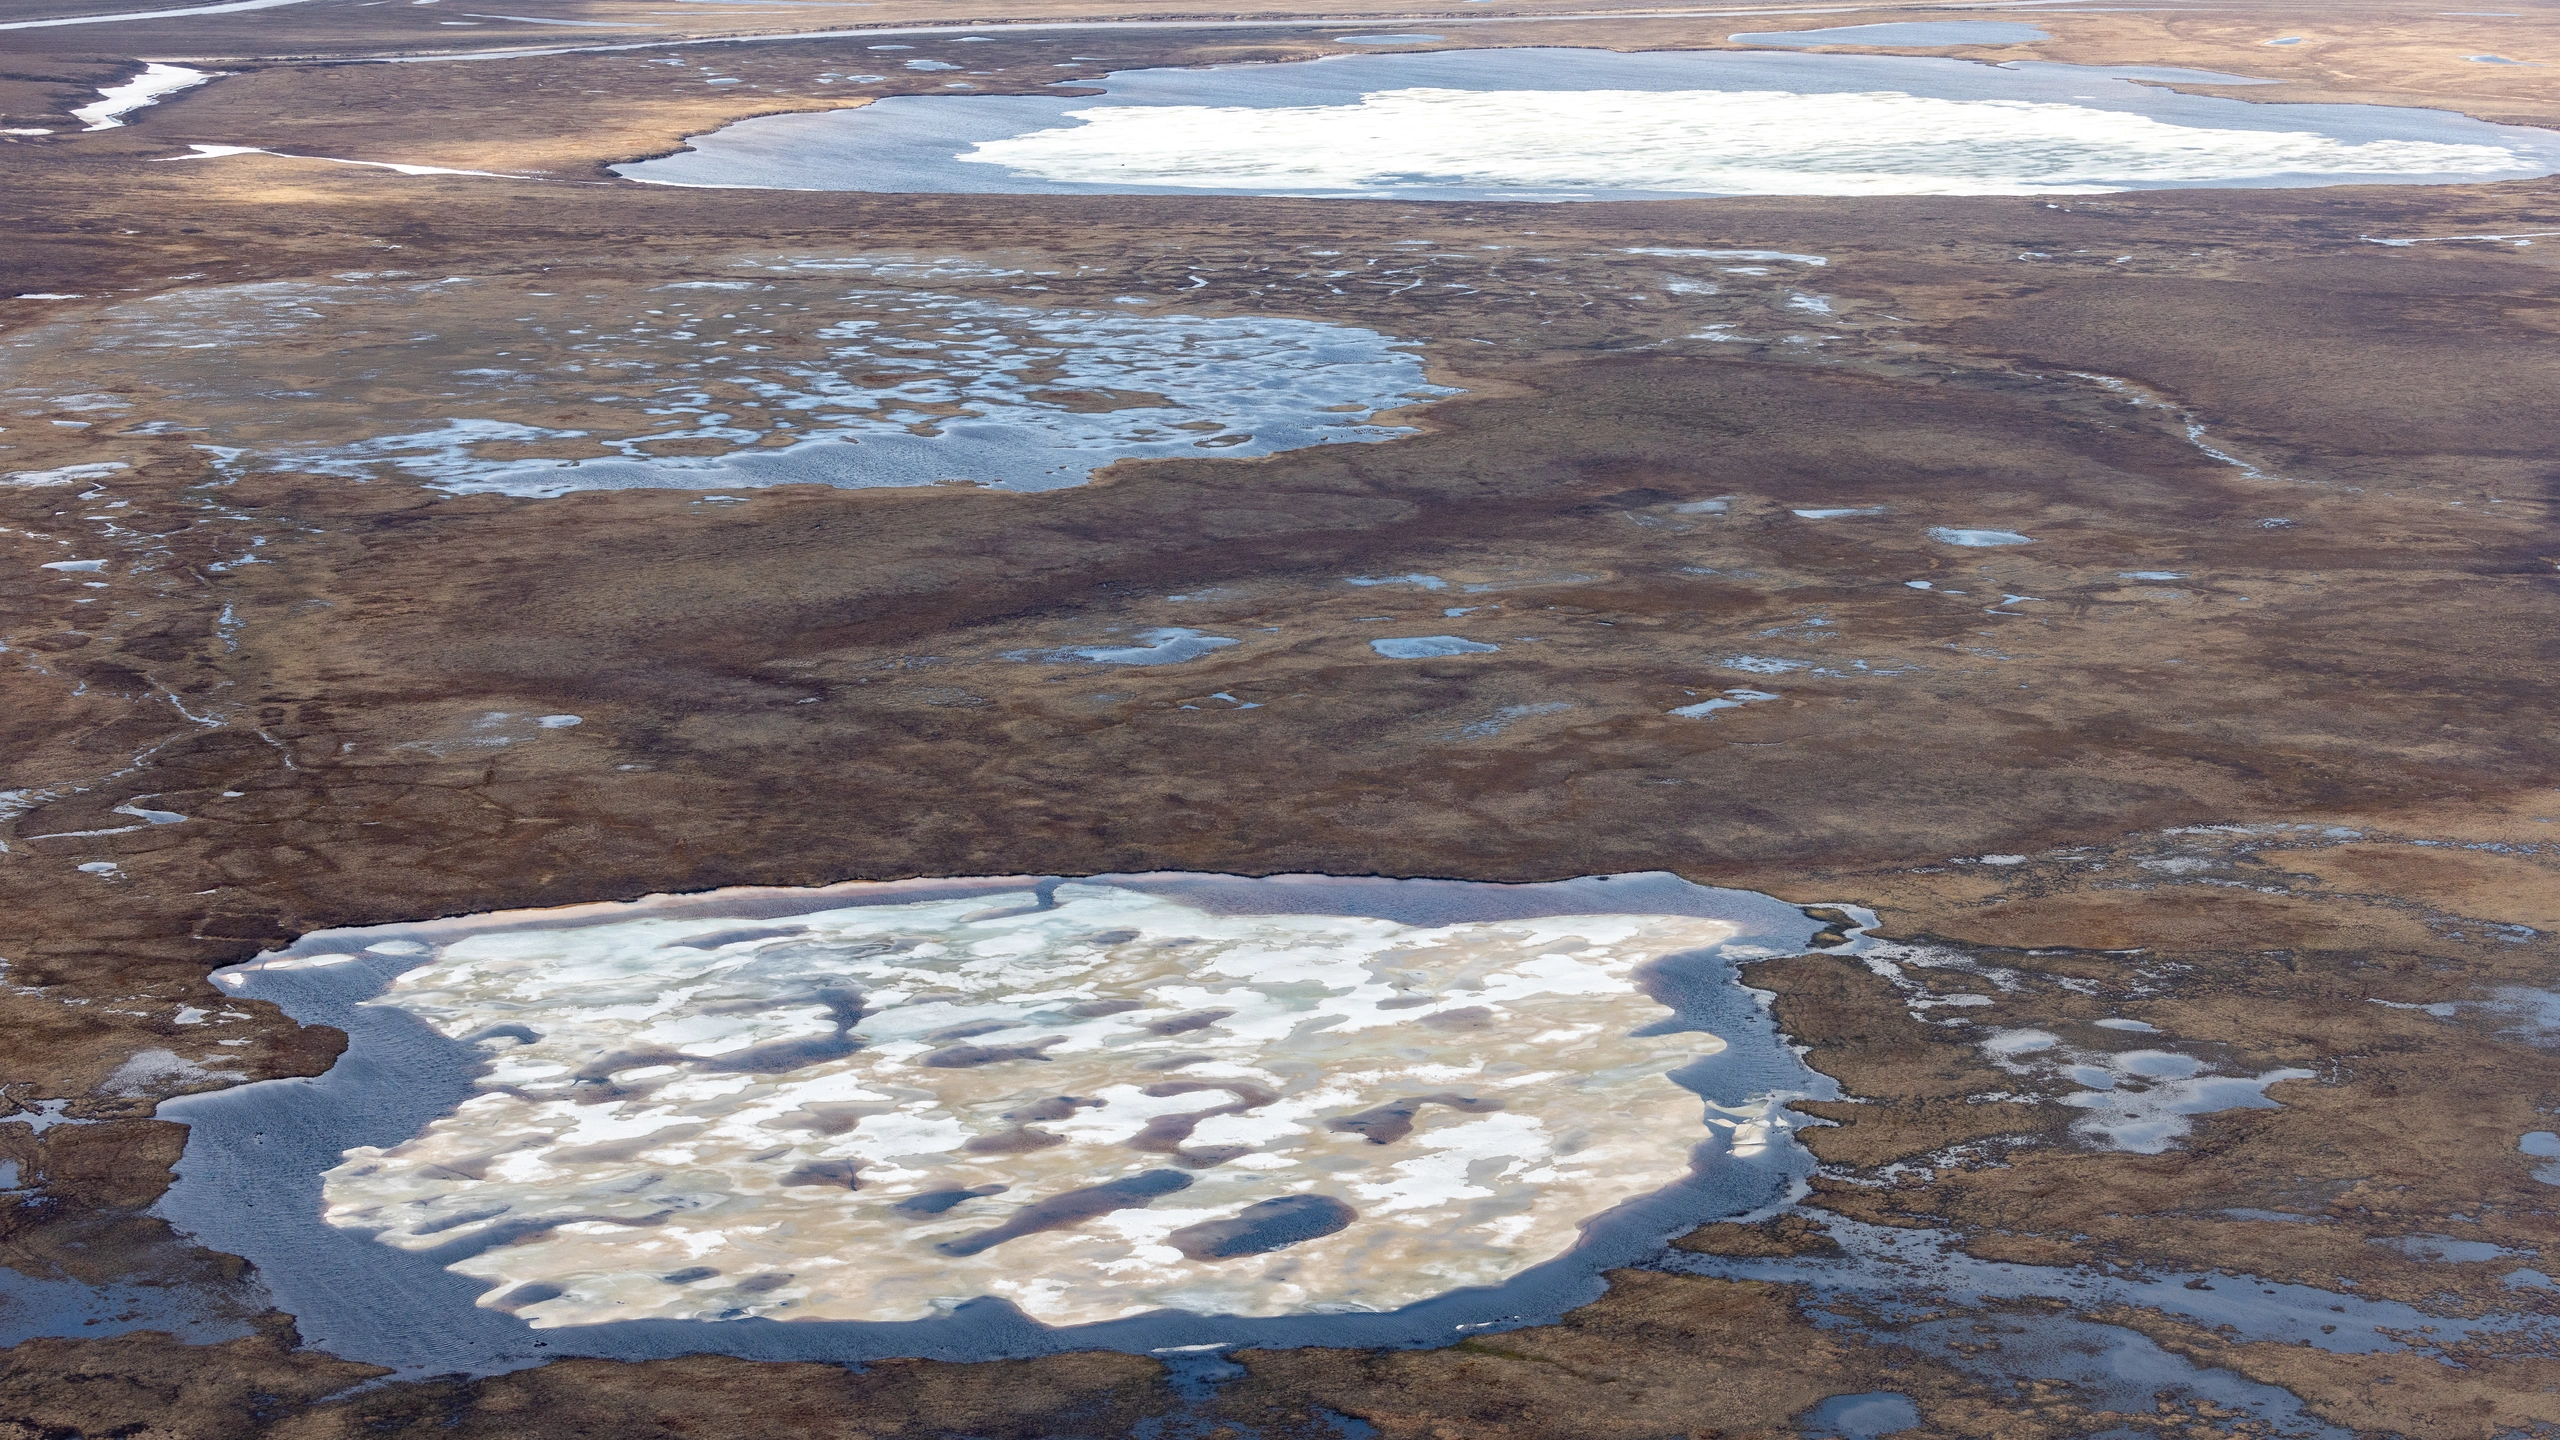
[157,872,1841,1375]
[618,47,2560,200]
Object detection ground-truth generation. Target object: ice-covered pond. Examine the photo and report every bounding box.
[619,47,2560,200]
[158,872,1843,1374]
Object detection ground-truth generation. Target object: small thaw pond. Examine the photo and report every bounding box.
[619,47,2560,200]
[158,873,1841,1375]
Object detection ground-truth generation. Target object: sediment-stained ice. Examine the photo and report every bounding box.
[289,884,1746,1327]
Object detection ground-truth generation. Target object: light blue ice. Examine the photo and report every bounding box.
[1372,636,1497,658]
[267,294,1456,497]
[1018,627,1239,666]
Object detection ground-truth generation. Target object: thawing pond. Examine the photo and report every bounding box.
[618,47,2560,200]
[159,872,1846,1375]
[30,270,1453,497]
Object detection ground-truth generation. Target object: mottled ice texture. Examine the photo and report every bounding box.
[46,275,1451,498]
[1928,527,2035,547]
[260,292,1448,496]
[296,885,1743,1327]
[1980,1029,2312,1154]
[621,49,2558,200]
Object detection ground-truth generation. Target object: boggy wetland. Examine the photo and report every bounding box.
[2,2,2559,1438]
